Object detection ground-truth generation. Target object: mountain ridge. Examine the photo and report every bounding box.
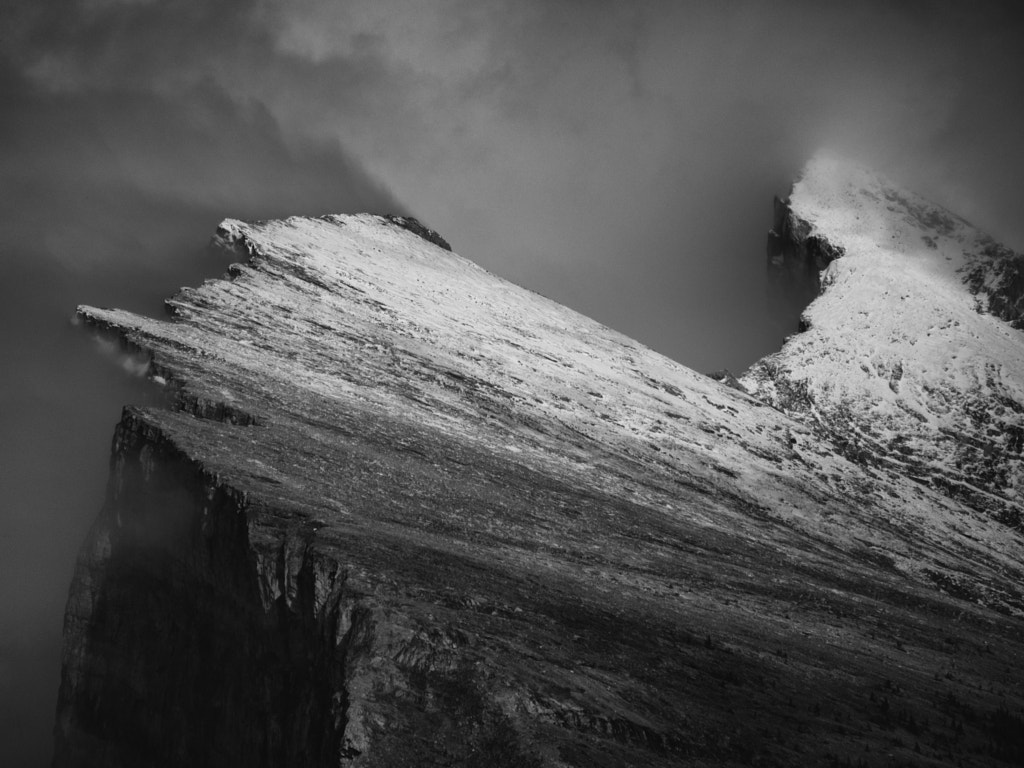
[55,162,1024,766]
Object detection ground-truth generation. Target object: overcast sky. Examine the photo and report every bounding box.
[4,1,1024,764]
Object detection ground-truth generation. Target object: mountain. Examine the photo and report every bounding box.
[55,159,1024,767]
[747,151,1024,530]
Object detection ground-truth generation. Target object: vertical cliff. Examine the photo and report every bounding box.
[57,211,1024,766]
[55,409,348,766]
[766,195,845,332]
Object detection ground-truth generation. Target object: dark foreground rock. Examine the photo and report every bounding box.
[57,201,1024,767]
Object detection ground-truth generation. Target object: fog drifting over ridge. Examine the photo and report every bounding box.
[4,1,1024,765]
[7,1,1024,368]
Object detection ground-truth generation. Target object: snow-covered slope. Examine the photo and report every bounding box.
[744,151,1024,527]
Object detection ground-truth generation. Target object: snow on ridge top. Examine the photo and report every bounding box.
[217,213,455,268]
[744,152,1024,520]
[87,209,778,475]
[792,150,975,269]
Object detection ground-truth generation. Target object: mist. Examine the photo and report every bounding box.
[4,1,1024,765]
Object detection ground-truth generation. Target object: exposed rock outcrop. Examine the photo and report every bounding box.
[962,236,1024,329]
[766,195,844,331]
[57,206,1024,767]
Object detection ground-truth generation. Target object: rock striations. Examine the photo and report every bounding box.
[58,161,1024,767]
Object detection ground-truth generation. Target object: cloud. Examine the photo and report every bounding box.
[149,0,1023,370]
[4,2,1024,764]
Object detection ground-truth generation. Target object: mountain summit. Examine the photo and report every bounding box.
[747,151,1024,524]
[57,163,1024,766]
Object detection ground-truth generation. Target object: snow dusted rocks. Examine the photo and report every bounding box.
[58,207,1024,767]
[744,152,1024,526]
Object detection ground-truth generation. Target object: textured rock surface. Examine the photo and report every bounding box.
[57,202,1024,767]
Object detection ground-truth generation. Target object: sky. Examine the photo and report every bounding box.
[3,1,1024,764]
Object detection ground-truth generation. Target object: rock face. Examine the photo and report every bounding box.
[766,193,845,330]
[57,194,1024,767]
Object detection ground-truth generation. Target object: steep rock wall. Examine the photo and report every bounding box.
[55,408,351,766]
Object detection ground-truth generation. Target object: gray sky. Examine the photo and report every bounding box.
[3,1,1024,764]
